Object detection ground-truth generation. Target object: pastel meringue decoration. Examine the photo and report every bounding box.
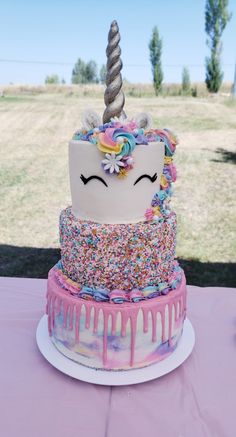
[110,289,129,304]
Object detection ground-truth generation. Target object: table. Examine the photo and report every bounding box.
[1,277,236,437]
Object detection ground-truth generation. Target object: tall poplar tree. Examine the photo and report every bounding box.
[205,0,231,92]
[182,67,191,94]
[149,26,163,95]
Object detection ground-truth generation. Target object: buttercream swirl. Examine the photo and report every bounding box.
[98,127,136,157]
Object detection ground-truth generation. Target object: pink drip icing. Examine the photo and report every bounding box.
[51,296,56,331]
[160,309,165,342]
[47,294,52,335]
[85,305,92,329]
[75,305,81,342]
[55,298,61,316]
[63,302,69,328]
[130,312,138,366]
[111,311,117,336]
[174,301,178,321]
[93,307,99,333]
[46,268,187,368]
[151,309,157,342]
[142,308,149,333]
[168,302,173,347]
[179,297,182,317]
[69,305,74,330]
[121,313,129,337]
[102,310,109,365]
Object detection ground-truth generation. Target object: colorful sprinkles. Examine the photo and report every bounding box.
[58,207,183,303]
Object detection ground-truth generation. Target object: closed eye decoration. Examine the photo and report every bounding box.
[80,174,108,187]
[133,173,158,186]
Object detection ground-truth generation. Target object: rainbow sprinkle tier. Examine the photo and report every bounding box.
[59,207,182,297]
[47,268,187,370]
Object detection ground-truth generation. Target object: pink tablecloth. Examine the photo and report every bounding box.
[0,277,236,437]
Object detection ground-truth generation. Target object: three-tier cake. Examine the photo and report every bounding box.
[46,111,187,371]
[46,20,186,372]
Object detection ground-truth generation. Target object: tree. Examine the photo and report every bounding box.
[85,60,98,83]
[205,0,231,93]
[182,66,191,94]
[71,58,98,84]
[149,26,163,95]
[100,64,106,84]
[72,58,87,84]
[45,74,60,84]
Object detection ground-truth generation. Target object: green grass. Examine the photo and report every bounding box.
[0,89,236,287]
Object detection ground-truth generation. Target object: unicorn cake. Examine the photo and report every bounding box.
[46,20,187,371]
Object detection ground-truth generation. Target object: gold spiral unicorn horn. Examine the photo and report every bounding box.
[103,20,126,124]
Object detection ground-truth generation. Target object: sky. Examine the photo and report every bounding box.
[1,0,236,85]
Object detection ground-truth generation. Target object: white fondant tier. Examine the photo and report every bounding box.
[69,140,165,224]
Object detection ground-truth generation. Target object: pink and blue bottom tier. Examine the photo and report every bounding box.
[46,268,187,371]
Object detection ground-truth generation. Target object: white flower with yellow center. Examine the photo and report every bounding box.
[102,152,125,174]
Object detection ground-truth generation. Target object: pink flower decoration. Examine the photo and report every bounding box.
[169,163,177,182]
[145,208,154,221]
[124,120,138,132]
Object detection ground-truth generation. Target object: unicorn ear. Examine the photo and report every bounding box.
[82,110,102,131]
[135,112,152,130]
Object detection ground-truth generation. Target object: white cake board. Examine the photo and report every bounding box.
[36,315,195,386]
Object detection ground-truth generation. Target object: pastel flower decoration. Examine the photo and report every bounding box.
[79,286,94,300]
[160,174,169,189]
[130,288,144,302]
[122,155,134,169]
[158,190,168,201]
[122,120,138,132]
[152,206,161,217]
[164,128,178,146]
[145,208,154,221]
[151,196,161,208]
[151,129,177,157]
[145,131,158,142]
[151,189,169,207]
[112,129,136,157]
[164,156,173,165]
[142,285,160,299]
[110,289,129,304]
[93,288,110,302]
[118,168,128,179]
[133,128,149,145]
[169,163,177,182]
[98,128,124,154]
[162,129,178,156]
[163,166,172,181]
[102,152,125,174]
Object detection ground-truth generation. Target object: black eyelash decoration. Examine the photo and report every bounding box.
[80,174,108,187]
[133,173,157,186]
